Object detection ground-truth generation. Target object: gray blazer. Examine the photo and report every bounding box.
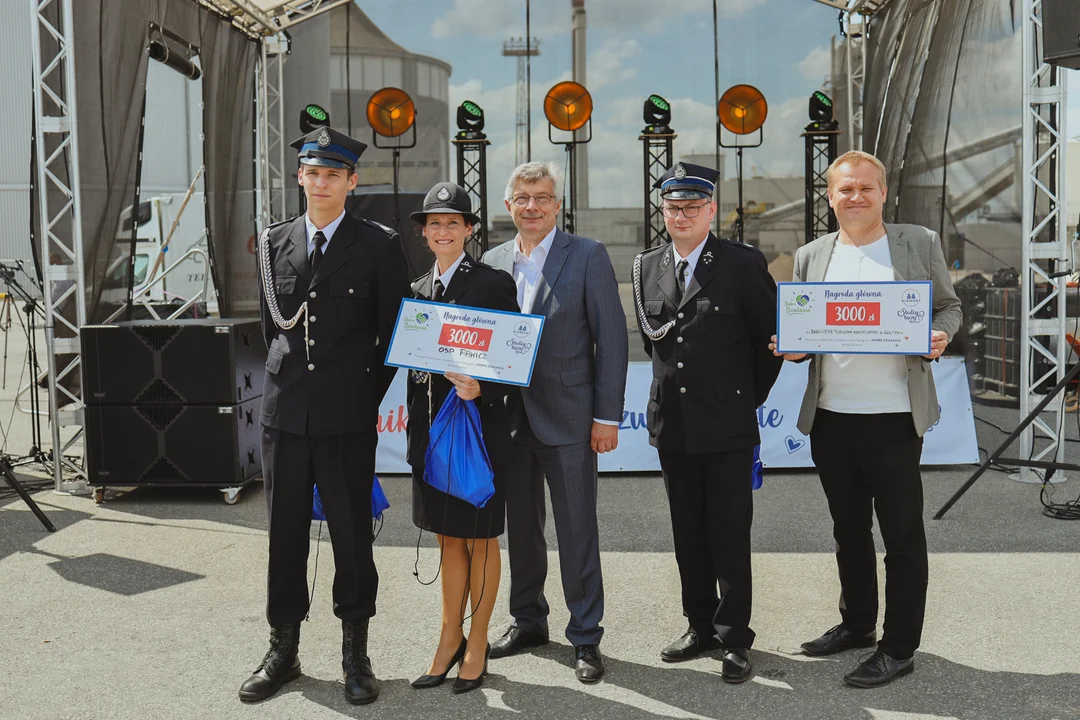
[792,223,963,437]
[483,229,629,446]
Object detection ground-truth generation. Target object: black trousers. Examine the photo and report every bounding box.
[658,447,755,649]
[809,410,927,660]
[261,426,377,626]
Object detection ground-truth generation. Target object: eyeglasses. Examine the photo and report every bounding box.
[661,202,710,219]
[511,194,556,207]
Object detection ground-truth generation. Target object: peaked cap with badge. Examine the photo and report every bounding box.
[290,126,368,170]
[653,162,722,200]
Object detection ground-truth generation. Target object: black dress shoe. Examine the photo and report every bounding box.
[342,620,379,705]
[843,650,914,688]
[453,644,490,694]
[238,624,301,703]
[489,625,549,659]
[660,630,722,662]
[412,638,467,689]
[721,647,752,684]
[800,625,877,657]
[574,645,605,683]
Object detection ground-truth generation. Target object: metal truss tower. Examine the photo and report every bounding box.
[30,0,88,493]
[1018,0,1069,483]
[255,34,289,231]
[640,130,675,249]
[502,38,540,167]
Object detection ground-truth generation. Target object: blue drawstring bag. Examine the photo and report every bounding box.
[752,445,764,491]
[312,476,389,521]
[424,392,495,508]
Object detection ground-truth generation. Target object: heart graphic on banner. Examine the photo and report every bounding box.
[785,435,807,454]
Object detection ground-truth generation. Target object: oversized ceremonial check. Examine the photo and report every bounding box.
[776,281,933,354]
[385,299,545,386]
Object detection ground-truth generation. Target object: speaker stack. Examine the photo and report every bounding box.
[1042,0,1080,70]
[81,319,266,496]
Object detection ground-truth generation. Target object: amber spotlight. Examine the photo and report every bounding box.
[718,84,768,135]
[544,81,592,132]
[366,87,416,138]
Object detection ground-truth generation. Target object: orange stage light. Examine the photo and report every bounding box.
[544,81,592,132]
[367,87,416,138]
[718,85,768,135]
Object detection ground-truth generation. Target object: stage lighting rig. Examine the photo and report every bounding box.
[367,87,416,141]
[300,103,330,133]
[456,100,486,139]
[643,94,672,133]
[544,81,593,234]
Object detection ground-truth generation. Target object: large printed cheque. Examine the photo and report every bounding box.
[776,281,932,355]
[384,299,544,386]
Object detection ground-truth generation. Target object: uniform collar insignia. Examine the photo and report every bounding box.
[317,128,331,147]
[660,252,671,268]
[702,250,714,265]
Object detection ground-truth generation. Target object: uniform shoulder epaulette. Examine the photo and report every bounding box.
[722,237,756,250]
[263,217,293,237]
[358,217,396,237]
[636,243,667,260]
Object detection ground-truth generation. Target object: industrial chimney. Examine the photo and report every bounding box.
[571,0,589,209]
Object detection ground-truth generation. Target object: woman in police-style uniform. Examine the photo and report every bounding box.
[405,182,519,694]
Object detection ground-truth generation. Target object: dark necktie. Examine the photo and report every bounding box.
[310,231,326,274]
[675,259,689,302]
[433,278,445,302]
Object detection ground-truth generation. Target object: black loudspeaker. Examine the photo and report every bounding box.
[81,319,265,405]
[1043,0,1080,69]
[86,398,262,486]
[347,191,433,277]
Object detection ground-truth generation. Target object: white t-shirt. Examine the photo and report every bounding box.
[818,235,912,414]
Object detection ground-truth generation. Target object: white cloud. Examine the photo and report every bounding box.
[430,0,760,39]
[586,37,641,90]
[797,44,831,85]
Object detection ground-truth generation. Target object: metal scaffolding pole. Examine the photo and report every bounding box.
[30,0,88,493]
[1018,0,1069,483]
[255,33,289,232]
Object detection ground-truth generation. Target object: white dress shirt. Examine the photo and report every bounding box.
[304,209,346,258]
[512,226,557,314]
[670,235,709,288]
[818,234,911,414]
[513,226,616,427]
[432,252,466,296]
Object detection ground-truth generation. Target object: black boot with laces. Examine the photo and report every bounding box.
[238,624,301,703]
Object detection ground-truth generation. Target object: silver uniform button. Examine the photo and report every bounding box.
[309,291,316,299]
[679,387,686,394]
[348,288,354,294]
[307,363,315,371]
[676,336,683,343]
[309,316,316,322]
[308,339,315,346]
[736,389,741,395]
[677,312,684,319]
[714,306,719,311]
[677,362,684,369]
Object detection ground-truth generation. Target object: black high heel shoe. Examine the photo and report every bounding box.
[411,638,467,689]
[453,643,490,694]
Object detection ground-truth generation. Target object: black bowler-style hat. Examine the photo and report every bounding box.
[410,182,481,226]
[290,126,367,169]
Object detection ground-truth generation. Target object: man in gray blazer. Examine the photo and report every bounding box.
[770,151,962,689]
[482,161,628,683]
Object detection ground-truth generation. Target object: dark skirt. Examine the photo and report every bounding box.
[411,463,506,539]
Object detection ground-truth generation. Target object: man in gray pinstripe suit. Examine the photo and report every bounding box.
[482,161,628,683]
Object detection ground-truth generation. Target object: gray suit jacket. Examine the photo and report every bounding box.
[482,229,629,446]
[792,223,963,437]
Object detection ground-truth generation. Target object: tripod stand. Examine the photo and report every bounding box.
[935,358,1080,519]
[0,260,55,531]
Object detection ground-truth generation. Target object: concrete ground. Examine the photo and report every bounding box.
[1,327,1078,720]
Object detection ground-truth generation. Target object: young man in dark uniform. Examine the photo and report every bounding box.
[633,162,782,683]
[239,126,409,705]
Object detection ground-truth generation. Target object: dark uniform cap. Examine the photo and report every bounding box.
[410,182,481,226]
[654,162,721,200]
[290,126,367,170]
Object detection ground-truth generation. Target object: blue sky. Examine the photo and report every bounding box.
[359,0,1080,209]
